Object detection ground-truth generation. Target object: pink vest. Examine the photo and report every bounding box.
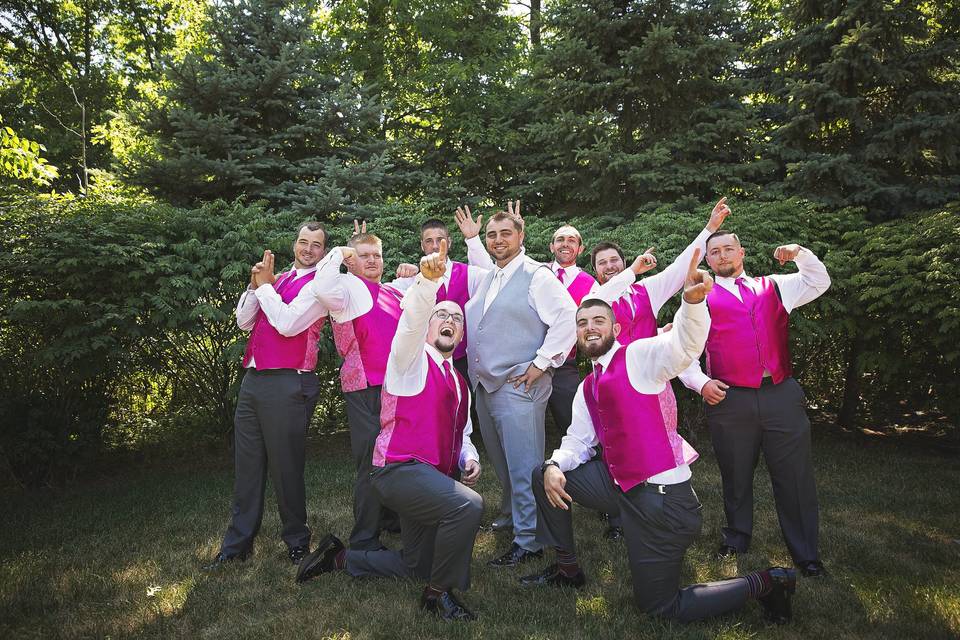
[705,278,792,388]
[610,283,677,431]
[242,270,324,370]
[562,269,597,360]
[437,261,470,360]
[331,278,403,391]
[584,348,698,491]
[373,357,470,477]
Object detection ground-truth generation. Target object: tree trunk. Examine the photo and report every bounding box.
[837,335,864,427]
[530,0,542,47]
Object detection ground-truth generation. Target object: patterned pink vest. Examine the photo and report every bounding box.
[705,278,792,388]
[242,270,324,370]
[373,357,470,477]
[611,283,677,431]
[331,278,403,391]
[584,348,698,491]
[437,261,470,360]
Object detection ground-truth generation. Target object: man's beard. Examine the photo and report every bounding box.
[433,336,456,354]
[579,333,616,359]
[713,264,739,278]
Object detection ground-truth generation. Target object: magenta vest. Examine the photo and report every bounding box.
[331,278,403,391]
[562,269,597,360]
[373,357,470,477]
[437,261,470,360]
[705,278,792,388]
[610,283,678,430]
[584,348,698,491]
[242,270,325,370]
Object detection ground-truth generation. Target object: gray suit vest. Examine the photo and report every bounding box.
[465,256,551,392]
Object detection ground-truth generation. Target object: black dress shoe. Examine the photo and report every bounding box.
[296,534,344,583]
[605,526,624,541]
[488,543,543,567]
[714,544,738,559]
[796,560,826,577]
[519,563,586,588]
[288,545,309,565]
[202,548,251,571]
[489,514,513,532]
[420,588,476,621]
[757,567,796,625]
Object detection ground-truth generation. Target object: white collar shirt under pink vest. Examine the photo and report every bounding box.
[677,246,831,394]
[546,299,711,486]
[384,273,479,470]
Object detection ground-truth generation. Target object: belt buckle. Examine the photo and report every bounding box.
[656,484,666,495]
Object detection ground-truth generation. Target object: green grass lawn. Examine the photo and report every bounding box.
[1,425,958,639]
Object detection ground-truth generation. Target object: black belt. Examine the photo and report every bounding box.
[247,368,311,376]
[633,479,691,495]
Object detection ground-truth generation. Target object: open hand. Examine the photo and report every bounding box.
[454,205,483,239]
[682,249,714,304]
[507,362,545,391]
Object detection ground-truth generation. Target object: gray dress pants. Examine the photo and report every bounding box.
[345,461,483,591]
[475,369,552,551]
[344,385,397,551]
[532,460,750,622]
[705,377,819,563]
[220,369,318,556]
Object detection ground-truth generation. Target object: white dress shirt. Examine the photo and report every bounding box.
[548,261,584,287]
[473,248,577,371]
[547,300,711,484]
[588,227,712,317]
[235,265,327,369]
[384,274,480,468]
[306,248,405,323]
[678,247,831,393]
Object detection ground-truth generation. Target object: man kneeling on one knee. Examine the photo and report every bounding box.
[297,239,484,622]
[522,250,798,625]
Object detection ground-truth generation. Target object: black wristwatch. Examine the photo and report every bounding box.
[540,460,559,474]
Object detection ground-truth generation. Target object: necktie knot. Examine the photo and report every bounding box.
[557,267,566,282]
[735,276,756,307]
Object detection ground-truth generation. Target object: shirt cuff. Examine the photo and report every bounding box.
[533,354,559,370]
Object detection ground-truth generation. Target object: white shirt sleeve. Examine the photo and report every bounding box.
[623,300,711,393]
[385,275,441,389]
[587,267,636,304]
[466,264,490,297]
[459,394,480,468]
[235,287,260,331]
[767,247,831,313]
[308,248,374,322]
[388,274,416,293]
[465,235,495,270]
[252,279,328,337]
[677,356,712,394]
[642,227,711,316]
[529,267,579,370]
[548,384,599,472]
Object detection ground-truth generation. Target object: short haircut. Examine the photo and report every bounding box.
[488,210,524,233]
[420,218,450,237]
[577,297,615,323]
[347,233,383,250]
[589,241,625,271]
[297,221,327,246]
[705,229,741,250]
[552,225,582,245]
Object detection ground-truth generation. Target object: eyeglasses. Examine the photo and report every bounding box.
[432,310,464,325]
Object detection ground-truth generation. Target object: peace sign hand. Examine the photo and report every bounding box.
[420,238,448,282]
[352,219,367,237]
[682,249,714,304]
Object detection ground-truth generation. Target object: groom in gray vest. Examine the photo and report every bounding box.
[465,202,577,566]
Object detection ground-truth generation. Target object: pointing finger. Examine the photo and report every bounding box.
[438,238,448,263]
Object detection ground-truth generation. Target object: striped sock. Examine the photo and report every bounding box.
[334,548,347,571]
[742,570,772,598]
[556,547,580,577]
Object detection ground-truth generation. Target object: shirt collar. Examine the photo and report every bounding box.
[592,340,621,370]
[291,265,319,278]
[494,248,526,278]
[715,269,751,287]
[425,342,454,367]
[551,261,581,277]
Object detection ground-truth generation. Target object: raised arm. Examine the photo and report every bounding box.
[307,247,373,321]
[249,250,328,336]
[767,244,831,313]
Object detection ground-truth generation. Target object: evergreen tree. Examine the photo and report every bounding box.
[515,0,766,218]
[131,0,391,216]
[755,0,960,220]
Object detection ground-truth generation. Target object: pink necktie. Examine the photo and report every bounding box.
[443,361,457,394]
[557,267,566,283]
[592,362,603,404]
[735,276,756,309]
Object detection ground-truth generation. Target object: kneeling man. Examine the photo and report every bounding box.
[297,239,483,622]
[522,251,797,624]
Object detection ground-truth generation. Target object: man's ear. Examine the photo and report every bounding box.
[612,322,621,338]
